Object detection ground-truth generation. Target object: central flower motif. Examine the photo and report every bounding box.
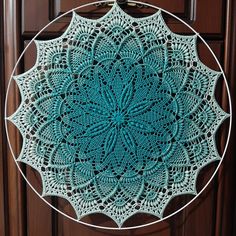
[58,58,178,177]
[81,72,162,161]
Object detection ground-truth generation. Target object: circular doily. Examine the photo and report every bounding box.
[5,0,231,229]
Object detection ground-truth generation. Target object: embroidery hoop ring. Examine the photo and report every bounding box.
[5,0,232,230]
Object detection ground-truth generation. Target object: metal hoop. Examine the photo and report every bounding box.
[5,0,232,230]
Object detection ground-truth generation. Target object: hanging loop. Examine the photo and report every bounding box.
[116,0,127,5]
[95,0,148,8]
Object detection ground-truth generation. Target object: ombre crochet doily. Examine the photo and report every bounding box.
[9,2,229,227]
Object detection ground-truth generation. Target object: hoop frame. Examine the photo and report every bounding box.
[4,0,232,230]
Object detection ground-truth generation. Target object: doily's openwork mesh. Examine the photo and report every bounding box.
[8,3,229,227]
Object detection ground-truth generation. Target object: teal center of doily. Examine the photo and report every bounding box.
[112,112,125,125]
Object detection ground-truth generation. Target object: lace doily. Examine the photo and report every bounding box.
[8,2,229,228]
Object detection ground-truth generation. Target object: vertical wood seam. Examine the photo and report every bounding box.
[0,0,8,234]
[3,0,27,235]
[215,0,236,235]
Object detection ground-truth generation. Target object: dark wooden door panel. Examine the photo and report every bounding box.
[50,0,186,16]
[22,0,225,37]
[26,169,52,236]
[2,0,236,236]
[0,2,7,235]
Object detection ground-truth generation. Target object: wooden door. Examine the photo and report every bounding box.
[1,0,236,235]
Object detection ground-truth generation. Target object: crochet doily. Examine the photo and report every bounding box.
[8,2,229,227]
